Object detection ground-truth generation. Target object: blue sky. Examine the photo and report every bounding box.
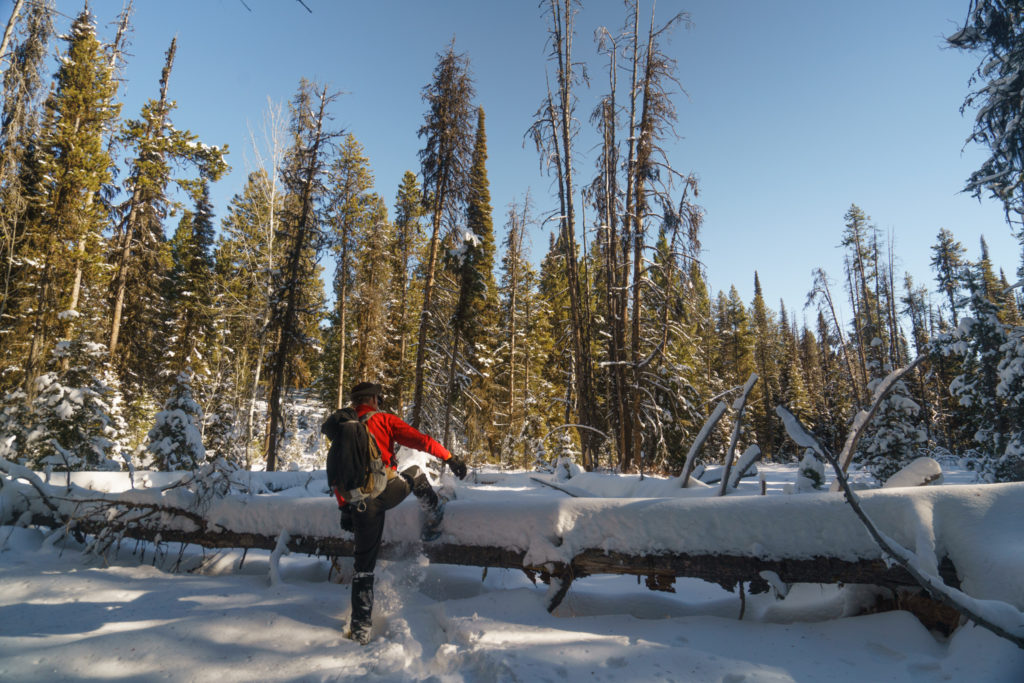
[15,0,1020,324]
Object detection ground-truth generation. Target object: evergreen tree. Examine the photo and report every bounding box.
[948,1,1024,233]
[943,262,1010,462]
[215,169,281,467]
[715,287,755,390]
[412,40,476,429]
[323,133,377,408]
[997,323,1024,480]
[840,204,883,384]
[444,107,499,452]
[17,8,120,399]
[998,268,1023,325]
[495,195,549,467]
[529,0,603,469]
[382,171,426,417]
[167,181,217,374]
[931,228,967,328]
[776,307,809,460]
[711,287,756,462]
[25,337,122,471]
[749,273,779,458]
[264,79,336,471]
[537,231,576,433]
[351,194,391,382]
[854,373,926,483]
[108,37,227,417]
[145,368,206,471]
[0,0,53,357]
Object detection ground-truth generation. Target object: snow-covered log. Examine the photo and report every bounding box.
[12,500,960,613]
[8,464,1023,616]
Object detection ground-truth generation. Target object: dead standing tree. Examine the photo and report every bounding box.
[264,80,338,471]
[530,0,602,470]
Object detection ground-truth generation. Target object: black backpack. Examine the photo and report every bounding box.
[321,408,387,507]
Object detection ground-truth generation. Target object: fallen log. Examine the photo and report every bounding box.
[24,509,958,613]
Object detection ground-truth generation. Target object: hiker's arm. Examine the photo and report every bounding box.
[386,415,451,461]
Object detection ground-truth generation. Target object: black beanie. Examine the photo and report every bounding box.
[350,381,383,401]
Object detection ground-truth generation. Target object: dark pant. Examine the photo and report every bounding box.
[349,466,438,574]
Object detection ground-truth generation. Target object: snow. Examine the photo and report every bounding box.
[884,457,944,488]
[2,463,1023,681]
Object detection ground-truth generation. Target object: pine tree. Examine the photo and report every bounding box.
[495,195,548,467]
[930,228,967,328]
[323,133,377,408]
[0,0,53,355]
[412,40,476,429]
[776,308,809,460]
[854,373,926,483]
[167,181,217,374]
[948,1,1024,233]
[16,8,120,399]
[25,337,122,471]
[382,171,426,417]
[538,231,576,433]
[997,323,1024,480]
[841,204,883,385]
[711,287,756,462]
[264,79,336,471]
[214,169,282,467]
[351,194,391,382]
[749,273,779,458]
[444,106,499,451]
[943,262,1010,464]
[529,0,603,469]
[145,368,206,471]
[109,37,227,415]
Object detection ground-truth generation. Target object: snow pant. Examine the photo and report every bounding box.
[345,466,439,639]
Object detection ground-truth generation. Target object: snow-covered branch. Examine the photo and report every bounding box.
[777,399,1024,649]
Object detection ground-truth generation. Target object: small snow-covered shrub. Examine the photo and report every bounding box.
[25,338,121,471]
[795,449,825,491]
[854,368,926,483]
[146,369,206,471]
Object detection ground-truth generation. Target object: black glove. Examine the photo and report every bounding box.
[340,506,354,533]
[446,456,468,480]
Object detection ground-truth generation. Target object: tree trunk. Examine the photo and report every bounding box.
[0,0,25,73]
[266,86,330,472]
[411,181,447,428]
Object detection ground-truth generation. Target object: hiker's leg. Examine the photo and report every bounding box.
[400,466,439,510]
[347,479,410,643]
[348,572,374,645]
[350,477,411,573]
[401,466,445,541]
[376,474,412,511]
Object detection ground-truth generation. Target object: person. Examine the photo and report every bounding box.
[323,381,467,645]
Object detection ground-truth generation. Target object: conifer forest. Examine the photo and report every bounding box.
[2,0,1023,486]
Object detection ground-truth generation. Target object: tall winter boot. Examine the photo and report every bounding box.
[404,467,445,541]
[347,572,374,645]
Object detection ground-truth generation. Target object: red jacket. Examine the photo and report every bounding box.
[333,404,451,508]
[355,403,452,468]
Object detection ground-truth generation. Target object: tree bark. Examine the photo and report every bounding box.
[0,0,25,73]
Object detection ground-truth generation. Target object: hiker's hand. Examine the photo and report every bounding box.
[340,506,354,533]
[446,456,468,480]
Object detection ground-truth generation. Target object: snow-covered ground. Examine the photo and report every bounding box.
[2,461,1023,682]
